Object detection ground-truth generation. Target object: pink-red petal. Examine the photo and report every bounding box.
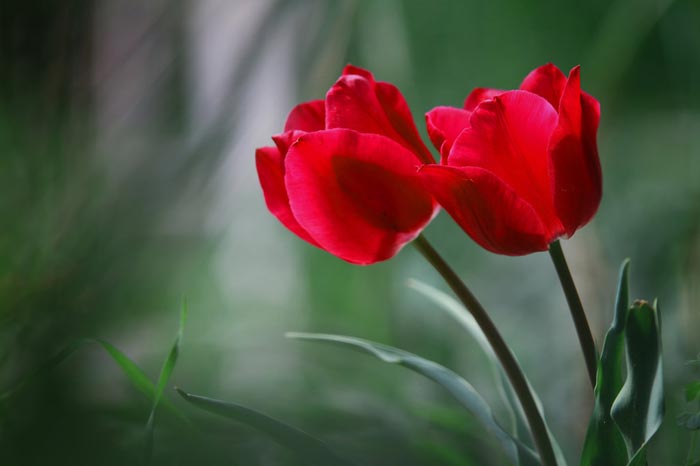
[425,106,472,162]
[448,91,563,238]
[284,100,325,132]
[326,66,434,164]
[464,88,505,111]
[548,66,602,236]
[285,129,436,265]
[255,146,320,247]
[519,63,567,110]
[420,165,550,255]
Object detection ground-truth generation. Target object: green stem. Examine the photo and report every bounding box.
[413,235,558,466]
[548,240,598,389]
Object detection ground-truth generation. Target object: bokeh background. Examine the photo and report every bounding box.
[1,0,699,465]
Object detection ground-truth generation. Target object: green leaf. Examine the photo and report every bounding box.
[407,279,568,466]
[611,299,664,466]
[287,332,540,466]
[579,259,630,466]
[175,388,356,466]
[145,300,187,460]
[0,337,183,419]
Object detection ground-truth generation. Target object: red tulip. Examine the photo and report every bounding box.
[421,64,602,255]
[256,65,437,265]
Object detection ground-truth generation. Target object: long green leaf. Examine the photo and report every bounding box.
[407,279,515,427]
[611,299,664,466]
[145,301,187,460]
[287,332,540,466]
[579,259,630,466]
[0,337,182,419]
[175,387,356,466]
[407,279,568,466]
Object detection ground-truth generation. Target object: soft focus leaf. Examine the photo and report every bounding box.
[579,259,630,466]
[145,302,188,460]
[175,388,356,466]
[287,332,540,466]
[611,299,664,466]
[407,279,568,466]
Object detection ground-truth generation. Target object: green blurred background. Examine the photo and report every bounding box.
[1,0,699,464]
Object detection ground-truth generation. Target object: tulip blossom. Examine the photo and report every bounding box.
[421,64,602,255]
[255,65,437,265]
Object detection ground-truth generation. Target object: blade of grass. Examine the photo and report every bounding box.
[0,337,183,420]
[175,388,356,466]
[144,300,187,461]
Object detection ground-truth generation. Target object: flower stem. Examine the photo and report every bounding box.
[548,240,597,389]
[413,234,558,466]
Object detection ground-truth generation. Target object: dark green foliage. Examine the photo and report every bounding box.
[579,261,630,466]
[611,299,664,466]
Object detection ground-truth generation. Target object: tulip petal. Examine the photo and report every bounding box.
[449,91,563,238]
[326,66,434,164]
[519,63,567,109]
[272,130,306,155]
[255,146,320,247]
[548,66,602,236]
[425,106,472,162]
[285,129,436,265]
[284,100,325,132]
[342,64,373,80]
[375,81,435,163]
[420,165,550,255]
[464,88,505,111]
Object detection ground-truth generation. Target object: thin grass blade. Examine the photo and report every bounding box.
[176,388,356,466]
[0,337,182,419]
